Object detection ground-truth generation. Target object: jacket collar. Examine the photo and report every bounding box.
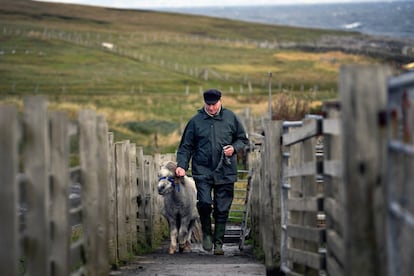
[200,106,223,119]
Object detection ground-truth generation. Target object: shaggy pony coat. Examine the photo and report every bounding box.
[157,161,199,254]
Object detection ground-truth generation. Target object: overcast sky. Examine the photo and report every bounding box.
[35,0,379,9]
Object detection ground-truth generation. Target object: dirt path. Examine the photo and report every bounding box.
[110,241,266,276]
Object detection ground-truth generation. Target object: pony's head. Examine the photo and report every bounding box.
[157,161,178,195]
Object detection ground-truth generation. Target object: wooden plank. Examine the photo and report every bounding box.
[286,196,323,212]
[340,65,391,276]
[327,255,344,276]
[78,109,100,275]
[327,229,345,266]
[143,155,154,247]
[129,143,138,253]
[96,115,109,275]
[122,140,132,254]
[0,106,19,276]
[283,119,321,146]
[49,111,70,276]
[286,224,325,243]
[284,161,317,178]
[136,147,147,249]
[323,160,342,178]
[115,141,128,260]
[261,121,283,271]
[107,132,118,265]
[23,96,50,276]
[247,150,262,253]
[324,198,344,230]
[287,248,324,270]
[300,127,321,269]
[323,118,341,136]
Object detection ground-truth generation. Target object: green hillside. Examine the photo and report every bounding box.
[0,0,389,153]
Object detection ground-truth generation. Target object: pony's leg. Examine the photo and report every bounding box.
[168,220,178,254]
[178,218,193,253]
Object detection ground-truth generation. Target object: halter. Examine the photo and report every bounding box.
[159,176,181,192]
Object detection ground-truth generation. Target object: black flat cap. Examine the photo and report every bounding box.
[203,89,222,104]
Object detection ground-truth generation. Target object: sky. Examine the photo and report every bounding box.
[34,0,379,9]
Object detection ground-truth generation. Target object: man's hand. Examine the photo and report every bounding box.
[175,167,186,177]
[223,145,234,156]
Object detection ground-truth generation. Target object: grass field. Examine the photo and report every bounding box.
[0,0,388,153]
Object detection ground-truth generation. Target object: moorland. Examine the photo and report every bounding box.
[1,0,412,153]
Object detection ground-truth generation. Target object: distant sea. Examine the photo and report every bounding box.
[159,1,413,41]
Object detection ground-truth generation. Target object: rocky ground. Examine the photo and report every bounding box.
[109,241,266,276]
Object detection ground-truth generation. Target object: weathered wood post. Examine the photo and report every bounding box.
[107,132,118,266]
[136,147,148,250]
[0,106,19,276]
[115,141,129,261]
[340,65,391,276]
[123,141,133,255]
[261,120,283,274]
[248,147,262,252]
[96,115,110,274]
[79,109,110,275]
[49,111,71,276]
[129,143,138,253]
[143,155,154,247]
[322,101,345,276]
[23,96,51,276]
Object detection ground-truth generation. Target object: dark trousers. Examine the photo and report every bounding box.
[196,181,234,224]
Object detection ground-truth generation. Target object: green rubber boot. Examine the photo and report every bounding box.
[200,216,213,251]
[213,223,226,255]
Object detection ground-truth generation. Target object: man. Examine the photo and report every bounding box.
[175,89,249,255]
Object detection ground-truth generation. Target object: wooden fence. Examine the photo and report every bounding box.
[2,65,413,276]
[0,96,169,276]
[248,65,414,275]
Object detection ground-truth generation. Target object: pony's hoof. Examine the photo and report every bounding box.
[179,242,191,253]
[169,246,176,254]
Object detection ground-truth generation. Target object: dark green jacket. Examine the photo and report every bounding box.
[176,106,248,184]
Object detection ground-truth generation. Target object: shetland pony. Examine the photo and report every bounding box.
[157,161,199,254]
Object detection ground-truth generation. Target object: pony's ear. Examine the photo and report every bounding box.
[165,161,177,173]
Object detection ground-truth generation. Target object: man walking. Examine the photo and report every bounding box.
[175,89,249,255]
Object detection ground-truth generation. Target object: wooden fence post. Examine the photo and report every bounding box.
[323,102,345,276]
[143,155,154,247]
[115,141,128,261]
[123,141,133,255]
[0,106,19,276]
[79,109,101,275]
[23,96,50,276]
[248,149,262,250]
[129,143,138,253]
[49,111,70,276]
[340,65,391,276]
[96,115,110,275]
[107,132,118,266]
[136,147,148,250]
[261,120,283,273]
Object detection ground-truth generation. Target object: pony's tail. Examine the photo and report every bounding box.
[190,218,203,243]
